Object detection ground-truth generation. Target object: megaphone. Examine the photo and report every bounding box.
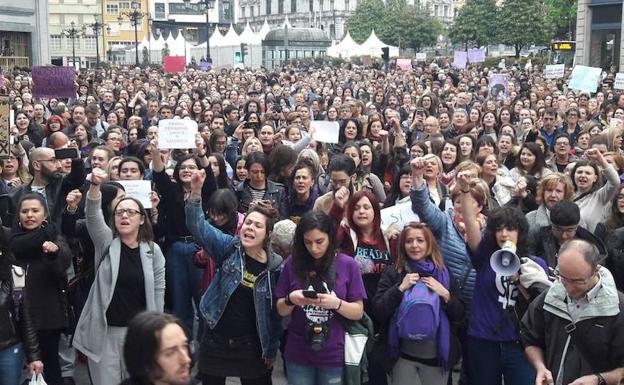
[490,240,521,276]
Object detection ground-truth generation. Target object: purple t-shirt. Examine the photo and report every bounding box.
[468,233,548,342]
[275,253,367,368]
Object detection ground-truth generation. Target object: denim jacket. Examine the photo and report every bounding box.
[185,199,283,359]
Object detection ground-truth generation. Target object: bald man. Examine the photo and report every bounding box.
[521,239,624,385]
[5,146,85,225]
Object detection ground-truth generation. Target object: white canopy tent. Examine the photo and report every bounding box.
[257,19,271,40]
[327,31,361,58]
[239,23,262,45]
[222,24,241,46]
[359,29,399,57]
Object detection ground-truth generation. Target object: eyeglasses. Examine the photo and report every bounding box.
[114,208,143,217]
[552,225,578,235]
[555,141,570,146]
[180,165,199,171]
[553,268,596,286]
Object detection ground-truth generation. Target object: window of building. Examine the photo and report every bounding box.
[309,0,313,12]
[266,0,272,14]
[251,5,255,16]
[155,3,166,18]
[65,36,79,50]
[84,36,96,50]
[119,2,130,9]
[278,0,284,14]
[219,0,233,20]
[291,0,297,12]
[345,0,349,11]
[106,4,119,15]
[444,5,448,17]
[50,35,62,50]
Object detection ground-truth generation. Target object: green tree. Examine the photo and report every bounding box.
[347,0,386,43]
[544,0,576,39]
[347,0,441,51]
[376,0,404,47]
[401,5,443,52]
[497,0,554,57]
[376,0,441,51]
[449,0,498,49]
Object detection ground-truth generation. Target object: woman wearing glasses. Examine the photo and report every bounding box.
[73,168,165,385]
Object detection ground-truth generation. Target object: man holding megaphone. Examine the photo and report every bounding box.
[456,171,552,385]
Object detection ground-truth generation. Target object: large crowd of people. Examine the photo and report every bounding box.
[1,58,624,385]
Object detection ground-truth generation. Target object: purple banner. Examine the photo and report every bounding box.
[199,61,211,71]
[467,48,485,63]
[32,66,76,98]
[453,51,467,69]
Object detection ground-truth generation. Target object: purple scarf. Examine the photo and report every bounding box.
[388,259,452,370]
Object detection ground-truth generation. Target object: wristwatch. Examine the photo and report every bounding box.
[595,373,606,385]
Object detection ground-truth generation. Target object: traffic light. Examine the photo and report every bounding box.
[381,47,389,62]
[241,43,249,61]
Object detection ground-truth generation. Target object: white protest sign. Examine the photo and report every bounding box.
[118,180,153,209]
[311,121,340,144]
[380,201,420,232]
[610,117,623,130]
[569,66,602,93]
[158,119,198,149]
[415,52,427,62]
[543,64,565,79]
[615,73,624,90]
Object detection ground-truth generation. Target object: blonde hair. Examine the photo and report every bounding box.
[242,136,262,156]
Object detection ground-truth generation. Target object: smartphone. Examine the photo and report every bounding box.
[55,148,80,160]
[302,290,318,299]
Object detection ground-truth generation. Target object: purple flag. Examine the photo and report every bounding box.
[32,66,76,98]
[453,51,467,69]
[467,48,485,63]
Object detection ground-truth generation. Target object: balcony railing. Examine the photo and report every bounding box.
[0,56,30,71]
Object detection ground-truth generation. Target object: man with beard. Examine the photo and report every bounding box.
[4,147,85,226]
[120,312,192,385]
[312,154,356,215]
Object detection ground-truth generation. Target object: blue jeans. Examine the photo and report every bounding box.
[166,241,202,337]
[0,343,24,385]
[466,336,535,385]
[285,361,343,385]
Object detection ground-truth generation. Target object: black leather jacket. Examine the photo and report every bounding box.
[234,180,287,219]
[0,269,40,363]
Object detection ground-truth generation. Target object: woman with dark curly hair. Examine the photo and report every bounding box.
[457,171,550,385]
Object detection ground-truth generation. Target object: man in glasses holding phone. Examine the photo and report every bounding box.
[521,239,624,385]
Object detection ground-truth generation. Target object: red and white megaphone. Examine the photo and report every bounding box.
[490,240,521,276]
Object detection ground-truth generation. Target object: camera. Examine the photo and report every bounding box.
[306,321,329,352]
